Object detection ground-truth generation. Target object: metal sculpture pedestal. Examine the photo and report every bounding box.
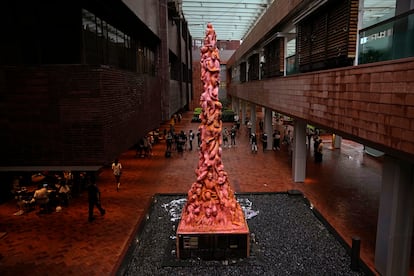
[176,220,250,260]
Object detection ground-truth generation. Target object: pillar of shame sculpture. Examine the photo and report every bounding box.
[177,23,249,259]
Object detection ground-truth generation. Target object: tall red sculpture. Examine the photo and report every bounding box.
[177,24,249,259]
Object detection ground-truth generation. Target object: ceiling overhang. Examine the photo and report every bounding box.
[181,0,272,41]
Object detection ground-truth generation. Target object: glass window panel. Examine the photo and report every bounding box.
[362,0,396,29]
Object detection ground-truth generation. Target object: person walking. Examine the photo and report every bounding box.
[87,181,105,222]
[112,159,122,191]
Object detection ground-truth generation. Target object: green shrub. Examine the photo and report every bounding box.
[194,107,202,115]
[192,107,202,122]
[192,107,235,122]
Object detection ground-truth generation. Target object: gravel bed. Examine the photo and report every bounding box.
[121,193,367,276]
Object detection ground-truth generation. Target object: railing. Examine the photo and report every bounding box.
[358,10,414,64]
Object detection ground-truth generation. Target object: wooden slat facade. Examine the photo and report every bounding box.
[263,38,284,78]
[240,62,247,82]
[298,0,358,72]
[248,53,260,81]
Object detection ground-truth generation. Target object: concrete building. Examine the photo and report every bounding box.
[0,0,192,188]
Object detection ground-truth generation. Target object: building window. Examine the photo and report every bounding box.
[82,9,155,75]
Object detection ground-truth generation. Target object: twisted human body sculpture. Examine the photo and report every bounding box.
[180,23,245,231]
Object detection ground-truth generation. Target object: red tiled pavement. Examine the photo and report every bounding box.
[0,111,412,275]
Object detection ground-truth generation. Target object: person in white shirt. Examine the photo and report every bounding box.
[112,159,122,191]
[33,186,48,201]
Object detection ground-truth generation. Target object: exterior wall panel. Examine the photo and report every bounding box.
[0,65,161,167]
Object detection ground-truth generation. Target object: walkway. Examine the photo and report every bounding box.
[0,111,411,275]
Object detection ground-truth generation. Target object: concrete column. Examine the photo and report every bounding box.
[241,101,246,125]
[375,155,414,276]
[333,134,342,149]
[250,103,256,134]
[264,108,273,150]
[292,120,307,182]
[231,98,236,113]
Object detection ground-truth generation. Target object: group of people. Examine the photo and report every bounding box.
[165,128,199,157]
[136,135,154,158]
[245,121,325,163]
[12,171,73,215]
[222,124,237,148]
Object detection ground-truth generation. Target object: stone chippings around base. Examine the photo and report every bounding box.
[123,194,366,276]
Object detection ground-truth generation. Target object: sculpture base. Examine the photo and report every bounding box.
[176,220,250,260]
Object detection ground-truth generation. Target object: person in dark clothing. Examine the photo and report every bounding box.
[314,136,321,162]
[251,133,258,153]
[261,132,268,152]
[230,126,236,146]
[273,130,281,150]
[188,130,194,150]
[315,138,323,163]
[197,130,201,149]
[87,182,105,222]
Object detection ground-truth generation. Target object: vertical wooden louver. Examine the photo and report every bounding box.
[263,38,284,78]
[240,62,247,82]
[297,0,358,72]
[248,53,260,81]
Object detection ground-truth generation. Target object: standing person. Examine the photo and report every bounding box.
[166,132,173,151]
[251,133,258,153]
[112,159,122,191]
[235,115,241,131]
[87,181,105,222]
[222,128,229,147]
[316,138,323,163]
[188,130,194,151]
[246,120,252,137]
[230,126,236,147]
[273,130,281,150]
[261,132,268,152]
[313,135,320,154]
[197,130,201,149]
[57,180,71,206]
[306,127,314,148]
